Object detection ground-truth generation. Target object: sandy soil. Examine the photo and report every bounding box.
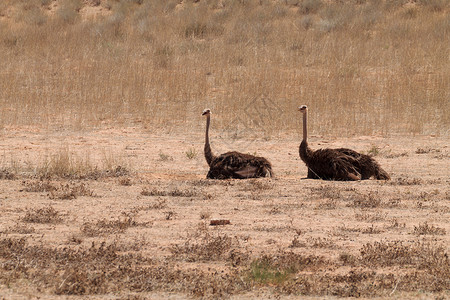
[0,127,449,299]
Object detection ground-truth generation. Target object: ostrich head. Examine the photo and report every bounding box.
[298,105,308,113]
[202,109,211,116]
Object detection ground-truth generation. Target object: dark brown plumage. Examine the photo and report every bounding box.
[298,105,390,181]
[202,109,273,179]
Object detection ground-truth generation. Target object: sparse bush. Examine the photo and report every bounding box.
[306,237,336,248]
[0,168,16,180]
[1,223,35,234]
[361,224,383,234]
[22,206,62,224]
[170,226,233,261]
[289,235,306,248]
[339,252,357,265]
[81,214,150,237]
[141,187,197,197]
[158,151,173,161]
[367,145,380,156]
[413,222,446,236]
[49,182,96,200]
[22,180,95,199]
[36,147,130,179]
[360,240,449,270]
[185,147,197,159]
[390,177,423,185]
[200,211,210,219]
[247,257,293,285]
[310,185,342,200]
[21,180,57,192]
[164,210,175,220]
[118,177,132,186]
[134,199,168,210]
[316,198,337,209]
[347,192,381,208]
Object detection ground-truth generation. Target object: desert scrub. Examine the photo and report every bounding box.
[170,224,233,262]
[141,187,197,197]
[22,206,62,224]
[413,222,446,236]
[185,147,197,159]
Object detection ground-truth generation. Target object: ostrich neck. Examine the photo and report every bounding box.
[204,115,214,166]
[299,111,312,163]
[303,111,307,143]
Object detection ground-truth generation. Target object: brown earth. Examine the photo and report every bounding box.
[0,128,449,299]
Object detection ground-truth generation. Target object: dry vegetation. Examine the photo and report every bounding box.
[0,0,449,299]
[0,0,448,136]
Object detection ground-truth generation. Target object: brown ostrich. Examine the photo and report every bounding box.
[202,109,273,179]
[298,105,390,181]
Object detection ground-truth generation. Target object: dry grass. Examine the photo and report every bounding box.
[0,0,448,136]
[413,222,446,236]
[141,186,197,197]
[21,206,63,224]
[1,162,449,298]
[170,231,233,262]
[80,212,151,237]
[21,179,95,199]
[0,1,449,299]
[1,236,447,298]
[2,147,131,180]
[37,147,131,179]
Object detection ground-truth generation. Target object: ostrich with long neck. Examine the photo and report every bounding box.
[202,109,273,179]
[298,105,390,181]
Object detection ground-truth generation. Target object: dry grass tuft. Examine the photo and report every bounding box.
[347,191,382,208]
[310,185,342,200]
[49,182,96,200]
[141,187,197,197]
[21,180,58,192]
[22,206,62,224]
[413,222,446,236]
[33,148,131,180]
[132,199,168,211]
[390,177,424,186]
[1,223,36,234]
[170,224,233,262]
[360,240,448,269]
[80,213,150,237]
[0,168,16,180]
[21,180,95,199]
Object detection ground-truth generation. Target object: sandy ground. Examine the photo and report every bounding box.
[0,127,449,299]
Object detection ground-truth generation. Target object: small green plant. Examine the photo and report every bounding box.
[367,145,380,156]
[247,258,293,285]
[158,151,173,161]
[185,147,197,160]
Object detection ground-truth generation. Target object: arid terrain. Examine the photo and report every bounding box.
[0,0,449,298]
[0,128,449,299]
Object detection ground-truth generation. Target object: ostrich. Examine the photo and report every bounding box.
[202,109,273,179]
[298,105,390,181]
